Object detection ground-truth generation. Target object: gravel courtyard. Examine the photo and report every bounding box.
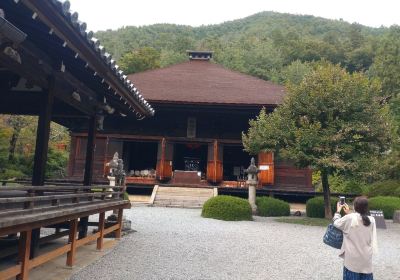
[71,207,400,280]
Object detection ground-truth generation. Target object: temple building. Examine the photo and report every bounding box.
[67,51,312,191]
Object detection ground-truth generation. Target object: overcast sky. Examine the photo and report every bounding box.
[68,0,399,31]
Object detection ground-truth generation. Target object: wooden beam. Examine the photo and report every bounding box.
[115,208,124,239]
[17,230,32,280]
[83,116,97,186]
[32,77,55,186]
[0,201,130,236]
[21,1,149,116]
[66,219,78,267]
[97,212,105,251]
[71,132,243,144]
[30,228,40,259]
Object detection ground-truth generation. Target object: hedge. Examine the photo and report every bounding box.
[256,197,290,217]
[364,180,400,198]
[368,196,400,219]
[306,197,337,218]
[201,195,252,221]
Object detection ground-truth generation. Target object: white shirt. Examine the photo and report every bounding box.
[333,212,378,274]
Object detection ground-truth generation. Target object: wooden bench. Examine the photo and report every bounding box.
[0,185,130,280]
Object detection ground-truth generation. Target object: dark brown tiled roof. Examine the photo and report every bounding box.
[128,61,285,106]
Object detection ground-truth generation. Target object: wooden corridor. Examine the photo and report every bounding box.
[0,185,130,280]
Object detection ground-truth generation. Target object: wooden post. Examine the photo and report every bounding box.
[30,228,40,259]
[32,78,55,186]
[84,115,97,186]
[66,219,78,267]
[78,217,89,239]
[97,212,105,251]
[115,208,124,239]
[17,230,32,280]
[81,116,96,239]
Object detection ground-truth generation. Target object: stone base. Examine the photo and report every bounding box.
[393,210,400,223]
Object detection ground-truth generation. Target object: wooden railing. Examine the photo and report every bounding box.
[0,185,130,280]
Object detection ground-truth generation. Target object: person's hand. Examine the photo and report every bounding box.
[336,201,343,213]
[342,203,350,214]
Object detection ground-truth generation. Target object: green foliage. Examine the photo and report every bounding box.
[364,180,400,197]
[95,12,389,81]
[275,217,330,227]
[280,60,313,85]
[244,63,392,172]
[369,26,400,98]
[45,148,68,178]
[201,195,252,221]
[368,196,400,219]
[119,47,161,74]
[123,192,130,201]
[243,62,392,218]
[0,116,69,180]
[256,196,290,216]
[306,197,336,218]
[315,174,365,194]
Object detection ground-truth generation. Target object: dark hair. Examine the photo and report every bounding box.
[354,196,371,226]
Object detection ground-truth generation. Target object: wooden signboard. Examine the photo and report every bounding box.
[370,210,387,229]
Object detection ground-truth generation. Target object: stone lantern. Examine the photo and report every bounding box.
[245,157,259,214]
[106,152,119,187]
[105,152,131,232]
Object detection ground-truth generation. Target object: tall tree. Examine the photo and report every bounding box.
[243,63,391,218]
[6,116,32,162]
[119,47,161,74]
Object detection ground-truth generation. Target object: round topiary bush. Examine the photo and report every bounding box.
[364,180,400,198]
[306,197,337,218]
[368,196,400,219]
[201,195,252,221]
[256,197,290,217]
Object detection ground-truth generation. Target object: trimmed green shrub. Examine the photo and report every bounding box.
[306,197,337,218]
[364,180,400,198]
[202,195,252,221]
[256,197,290,217]
[123,191,130,201]
[368,196,400,219]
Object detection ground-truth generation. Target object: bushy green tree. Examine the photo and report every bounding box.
[119,47,161,74]
[243,63,392,218]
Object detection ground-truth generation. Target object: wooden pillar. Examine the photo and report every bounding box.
[156,138,173,181]
[66,219,78,267]
[78,217,89,239]
[97,212,105,251]
[81,116,96,238]
[17,230,32,280]
[207,140,223,184]
[29,228,40,259]
[115,208,124,240]
[83,115,97,186]
[32,78,55,186]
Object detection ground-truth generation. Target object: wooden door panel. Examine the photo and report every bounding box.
[207,140,223,184]
[156,138,173,181]
[258,152,274,185]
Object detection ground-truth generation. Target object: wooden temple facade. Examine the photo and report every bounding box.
[68,51,312,191]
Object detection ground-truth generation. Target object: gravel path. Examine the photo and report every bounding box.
[71,207,400,280]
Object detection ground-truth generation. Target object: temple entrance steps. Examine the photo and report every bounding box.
[150,185,217,208]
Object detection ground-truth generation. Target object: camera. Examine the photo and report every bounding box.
[339,196,346,205]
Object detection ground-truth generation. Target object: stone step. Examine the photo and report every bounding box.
[152,186,215,209]
[157,188,213,195]
[156,193,212,198]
